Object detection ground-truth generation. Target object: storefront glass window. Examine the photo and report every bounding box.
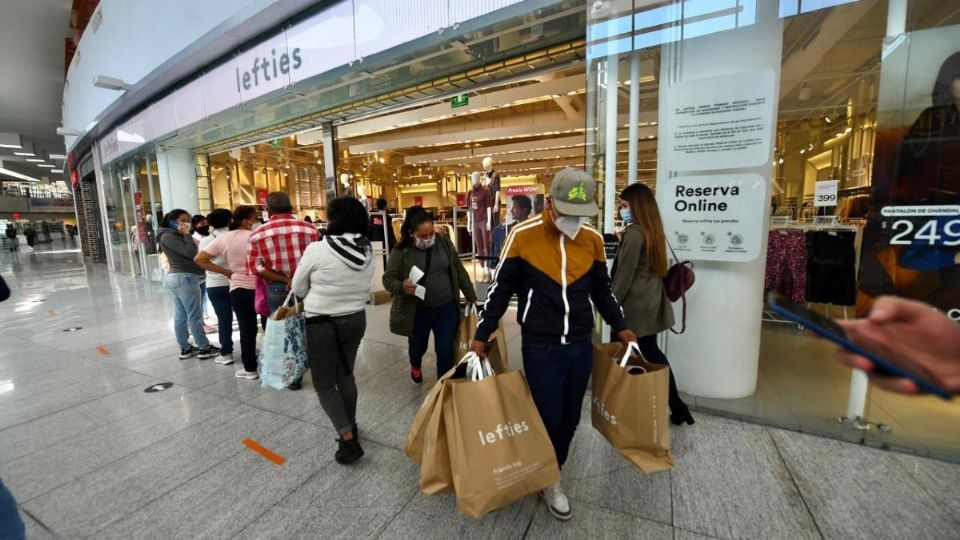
[586,0,960,460]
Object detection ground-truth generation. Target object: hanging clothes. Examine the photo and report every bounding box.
[765,230,807,303]
[805,230,857,306]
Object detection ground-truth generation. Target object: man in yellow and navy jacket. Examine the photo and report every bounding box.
[472,168,637,522]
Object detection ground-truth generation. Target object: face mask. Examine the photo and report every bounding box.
[251,222,262,232]
[415,236,436,250]
[619,208,632,224]
[196,225,210,236]
[555,215,588,239]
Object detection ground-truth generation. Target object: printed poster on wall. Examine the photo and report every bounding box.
[665,69,776,171]
[660,173,767,262]
[857,24,960,318]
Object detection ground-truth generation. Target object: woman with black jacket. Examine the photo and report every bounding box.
[383,207,478,383]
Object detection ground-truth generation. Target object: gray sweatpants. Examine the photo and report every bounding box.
[305,311,366,436]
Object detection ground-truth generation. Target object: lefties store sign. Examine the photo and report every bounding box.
[660,174,767,262]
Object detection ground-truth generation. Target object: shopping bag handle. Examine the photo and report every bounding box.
[618,342,643,368]
[283,290,300,313]
[460,352,494,381]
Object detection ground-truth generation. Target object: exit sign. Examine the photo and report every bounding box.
[451,94,469,108]
[270,139,281,148]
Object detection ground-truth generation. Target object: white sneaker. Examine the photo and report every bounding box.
[539,482,571,521]
[235,369,259,380]
[214,353,234,365]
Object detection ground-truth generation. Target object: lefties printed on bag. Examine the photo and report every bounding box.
[442,354,560,519]
[591,342,674,473]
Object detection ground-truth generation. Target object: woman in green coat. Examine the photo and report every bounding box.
[612,183,694,426]
[383,207,478,383]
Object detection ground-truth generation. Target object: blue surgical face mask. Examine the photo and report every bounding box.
[619,208,632,223]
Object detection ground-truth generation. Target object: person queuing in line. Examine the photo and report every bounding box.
[196,209,235,366]
[190,214,214,332]
[158,209,220,360]
[836,296,960,396]
[292,197,374,464]
[369,198,397,252]
[247,192,319,389]
[471,168,637,522]
[195,206,261,380]
[612,183,694,426]
[384,207,478,384]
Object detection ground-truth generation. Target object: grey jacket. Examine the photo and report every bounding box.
[158,228,203,275]
[611,225,674,337]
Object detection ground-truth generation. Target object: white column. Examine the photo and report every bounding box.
[627,50,640,186]
[603,55,619,235]
[886,0,908,37]
[155,147,199,215]
[657,0,783,398]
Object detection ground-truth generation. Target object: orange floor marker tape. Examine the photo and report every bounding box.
[97,346,110,356]
[243,438,286,465]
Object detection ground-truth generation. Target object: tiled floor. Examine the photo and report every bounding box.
[1,243,959,539]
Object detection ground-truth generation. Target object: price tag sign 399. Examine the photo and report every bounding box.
[814,180,839,207]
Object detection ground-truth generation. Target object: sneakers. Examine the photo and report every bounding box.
[235,369,259,380]
[410,367,423,384]
[539,482,572,521]
[178,346,199,360]
[197,346,220,360]
[334,437,364,465]
[214,353,234,365]
[287,381,302,391]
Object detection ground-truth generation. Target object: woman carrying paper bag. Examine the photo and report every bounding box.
[384,207,479,383]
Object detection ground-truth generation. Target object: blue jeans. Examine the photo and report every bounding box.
[409,300,459,378]
[266,281,288,314]
[0,479,26,540]
[163,273,211,351]
[207,286,233,355]
[521,338,593,468]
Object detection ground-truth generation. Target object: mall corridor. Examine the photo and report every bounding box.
[0,245,957,539]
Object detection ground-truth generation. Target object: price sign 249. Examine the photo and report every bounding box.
[890,218,960,246]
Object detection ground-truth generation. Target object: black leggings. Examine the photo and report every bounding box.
[230,288,258,372]
[636,334,688,415]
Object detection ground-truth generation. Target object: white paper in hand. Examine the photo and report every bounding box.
[414,285,426,300]
[409,265,425,283]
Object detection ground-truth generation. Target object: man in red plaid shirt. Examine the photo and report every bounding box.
[247,192,319,389]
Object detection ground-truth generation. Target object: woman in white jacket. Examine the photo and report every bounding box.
[291,197,374,465]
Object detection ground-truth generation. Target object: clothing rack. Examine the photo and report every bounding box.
[762,217,862,325]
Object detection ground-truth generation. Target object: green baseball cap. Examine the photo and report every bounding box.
[549,168,598,217]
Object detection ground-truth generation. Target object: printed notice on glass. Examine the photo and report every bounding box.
[659,173,768,262]
[814,180,839,207]
[665,69,776,171]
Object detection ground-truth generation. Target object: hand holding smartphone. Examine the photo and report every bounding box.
[766,293,955,399]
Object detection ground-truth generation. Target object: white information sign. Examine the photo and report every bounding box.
[660,173,768,262]
[665,69,777,171]
[814,180,839,207]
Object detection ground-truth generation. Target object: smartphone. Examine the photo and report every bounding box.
[766,292,952,399]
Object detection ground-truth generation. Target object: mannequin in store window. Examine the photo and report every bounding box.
[356,184,371,212]
[467,171,493,281]
[483,156,503,273]
[340,173,355,199]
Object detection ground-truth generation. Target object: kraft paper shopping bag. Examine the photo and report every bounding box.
[443,356,560,518]
[456,303,508,374]
[591,342,674,473]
